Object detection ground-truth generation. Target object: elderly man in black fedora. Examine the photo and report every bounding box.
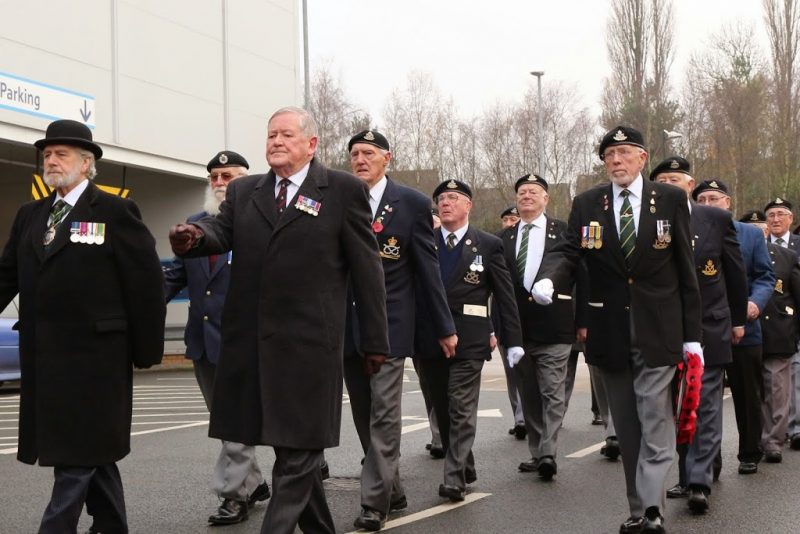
[0,119,166,533]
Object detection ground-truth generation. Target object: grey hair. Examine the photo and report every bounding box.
[269,106,318,137]
[78,149,97,180]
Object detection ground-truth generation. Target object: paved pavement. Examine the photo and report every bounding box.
[2,357,800,533]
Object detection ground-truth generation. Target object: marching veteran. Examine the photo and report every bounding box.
[0,119,166,533]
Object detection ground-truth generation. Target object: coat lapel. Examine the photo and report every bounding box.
[31,195,54,263]
[250,174,278,229]
[543,216,559,252]
[599,185,626,272]
[273,159,327,236]
[447,226,478,290]
[44,182,99,262]
[374,177,400,227]
[629,181,659,270]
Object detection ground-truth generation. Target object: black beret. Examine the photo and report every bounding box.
[500,206,519,218]
[207,151,249,172]
[739,210,767,224]
[764,197,794,212]
[649,156,691,181]
[598,125,646,158]
[35,119,103,159]
[514,174,548,192]
[433,179,472,200]
[348,130,390,152]
[691,179,730,200]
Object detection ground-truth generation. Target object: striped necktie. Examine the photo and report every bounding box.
[446,233,457,250]
[619,190,636,267]
[44,199,71,246]
[516,223,534,280]
[776,237,786,247]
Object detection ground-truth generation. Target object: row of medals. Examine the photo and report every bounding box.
[69,222,106,245]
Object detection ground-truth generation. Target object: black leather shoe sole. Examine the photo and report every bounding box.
[738,462,758,474]
[518,459,538,472]
[353,515,385,531]
[389,495,408,513]
[208,503,248,525]
[438,484,465,501]
[247,482,271,507]
[537,458,557,481]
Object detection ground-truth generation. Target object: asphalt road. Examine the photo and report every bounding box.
[1,358,800,533]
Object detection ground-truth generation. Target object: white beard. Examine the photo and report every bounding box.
[203,186,225,216]
[43,166,82,189]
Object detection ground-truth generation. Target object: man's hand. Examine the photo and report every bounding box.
[507,346,525,368]
[746,301,760,321]
[489,334,497,351]
[731,326,745,345]
[438,334,458,359]
[363,354,386,375]
[576,327,588,344]
[683,342,704,367]
[169,223,204,255]
[531,279,554,305]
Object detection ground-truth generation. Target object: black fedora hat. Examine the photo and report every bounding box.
[34,119,103,159]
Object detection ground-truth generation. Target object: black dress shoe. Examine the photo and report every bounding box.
[429,446,445,459]
[765,450,783,463]
[208,499,248,525]
[508,427,516,435]
[320,460,330,480]
[619,516,643,533]
[591,412,605,425]
[791,433,800,450]
[537,456,557,481]
[353,508,386,531]
[465,469,477,484]
[518,457,539,472]
[738,461,758,474]
[641,507,665,533]
[666,483,687,499]
[601,437,620,460]
[513,424,527,440]
[687,486,709,514]
[247,482,270,507]
[438,484,466,501]
[389,494,408,512]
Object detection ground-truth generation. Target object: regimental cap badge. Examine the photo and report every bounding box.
[751,212,759,221]
[218,153,228,165]
[387,236,398,247]
[670,160,680,169]
[776,197,784,204]
[447,180,458,189]
[709,181,719,189]
[511,207,518,215]
[364,131,375,141]
[613,129,627,141]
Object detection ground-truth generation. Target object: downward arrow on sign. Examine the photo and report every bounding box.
[79,100,92,122]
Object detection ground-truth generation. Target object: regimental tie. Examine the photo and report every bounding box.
[516,223,534,280]
[777,237,786,247]
[276,178,290,214]
[619,189,636,267]
[446,233,457,250]
[43,199,72,246]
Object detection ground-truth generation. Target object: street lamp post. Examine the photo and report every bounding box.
[530,71,545,177]
[661,129,683,158]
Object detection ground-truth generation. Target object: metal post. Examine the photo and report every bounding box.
[530,71,545,176]
[303,0,310,109]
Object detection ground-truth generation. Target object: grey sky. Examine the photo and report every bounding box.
[307,0,767,124]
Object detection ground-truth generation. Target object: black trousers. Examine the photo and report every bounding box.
[725,344,764,462]
[40,464,127,534]
[261,447,334,534]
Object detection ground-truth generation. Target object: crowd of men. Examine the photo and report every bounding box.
[2,112,800,534]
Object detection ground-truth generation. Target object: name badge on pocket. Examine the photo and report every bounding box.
[463,304,487,317]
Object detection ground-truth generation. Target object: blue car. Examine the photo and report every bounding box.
[0,300,20,386]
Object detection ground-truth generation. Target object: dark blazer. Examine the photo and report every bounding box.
[164,211,230,365]
[734,221,776,346]
[417,226,522,360]
[499,216,576,345]
[190,158,389,450]
[344,178,454,358]
[538,180,702,370]
[771,234,800,260]
[0,182,165,466]
[690,204,748,367]
[761,243,800,358]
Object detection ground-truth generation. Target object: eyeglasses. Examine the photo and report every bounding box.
[208,172,239,183]
[436,193,465,203]
[696,195,728,204]
[601,147,639,161]
[766,211,792,219]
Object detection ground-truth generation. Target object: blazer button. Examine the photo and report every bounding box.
[624,306,630,311]
[203,315,209,321]
[528,296,533,302]
[765,316,770,320]
[628,277,634,285]
[206,290,212,296]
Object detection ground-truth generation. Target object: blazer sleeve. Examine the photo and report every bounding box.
[791,260,800,327]
[190,183,238,256]
[749,232,777,311]
[409,197,455,339]
[720,216,748,327]
[673,193,703,343]
[0,205,25,311]
[574,259,590,329]
[163,256,187,303]
[113,198,166,368]
[538,197,585,286]
[488,240,523,348]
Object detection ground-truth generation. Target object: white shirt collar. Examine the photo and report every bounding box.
[773,231,792,243]
[520,212,547,228]
[441,223,469,244]
[55,178,90,207]
[369,176,388,204]
[611,174,643,199]
[278,162,310,187]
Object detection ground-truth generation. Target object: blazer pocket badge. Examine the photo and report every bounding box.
[379,236,401,260]
[653,219,671,249]
[294,195,321,216]
[581,222,603,249]
[776,278,784,294]
[701,259,718,276]
[70,222,106,245]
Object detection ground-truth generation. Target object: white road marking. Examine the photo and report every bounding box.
[0,447,17,454]
[132,412,209,417]
[345,492,491,533]
[135,384,198,388]
[131,400,207,405]
[133,406,210,411]
[482,378,503,384]
[154,378,197,381]
[132,420,207,426]
[476,409,503,418]
[565,442,605,458]
[401,422,431,434]
[130,421,208,436]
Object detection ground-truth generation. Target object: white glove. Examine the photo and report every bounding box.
[531,279,554,305]
[507,346,525,368]
[682,342,704,367]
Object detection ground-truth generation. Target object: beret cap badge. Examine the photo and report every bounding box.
[613,129,628,141]
[364,131,375,141]
[751,212,760,221]
[218,153,228,164]
[776,197,784,204]
[670,160,680,169]
[709,181,719,188]
[447,180,458,189]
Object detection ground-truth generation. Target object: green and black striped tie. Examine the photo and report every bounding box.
[619,190,635,267]
[516,223,534,280]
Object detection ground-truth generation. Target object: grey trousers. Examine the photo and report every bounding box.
[343,355,406,514]
[601,349,676,516]
[515,342,572,458]
[588,364,616,438]
[684,365,724,491]
[787,350,800,436]
[194,358,264,501]
[762,356,793,452]
[412,357,442,448]
[499,343,525,426]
